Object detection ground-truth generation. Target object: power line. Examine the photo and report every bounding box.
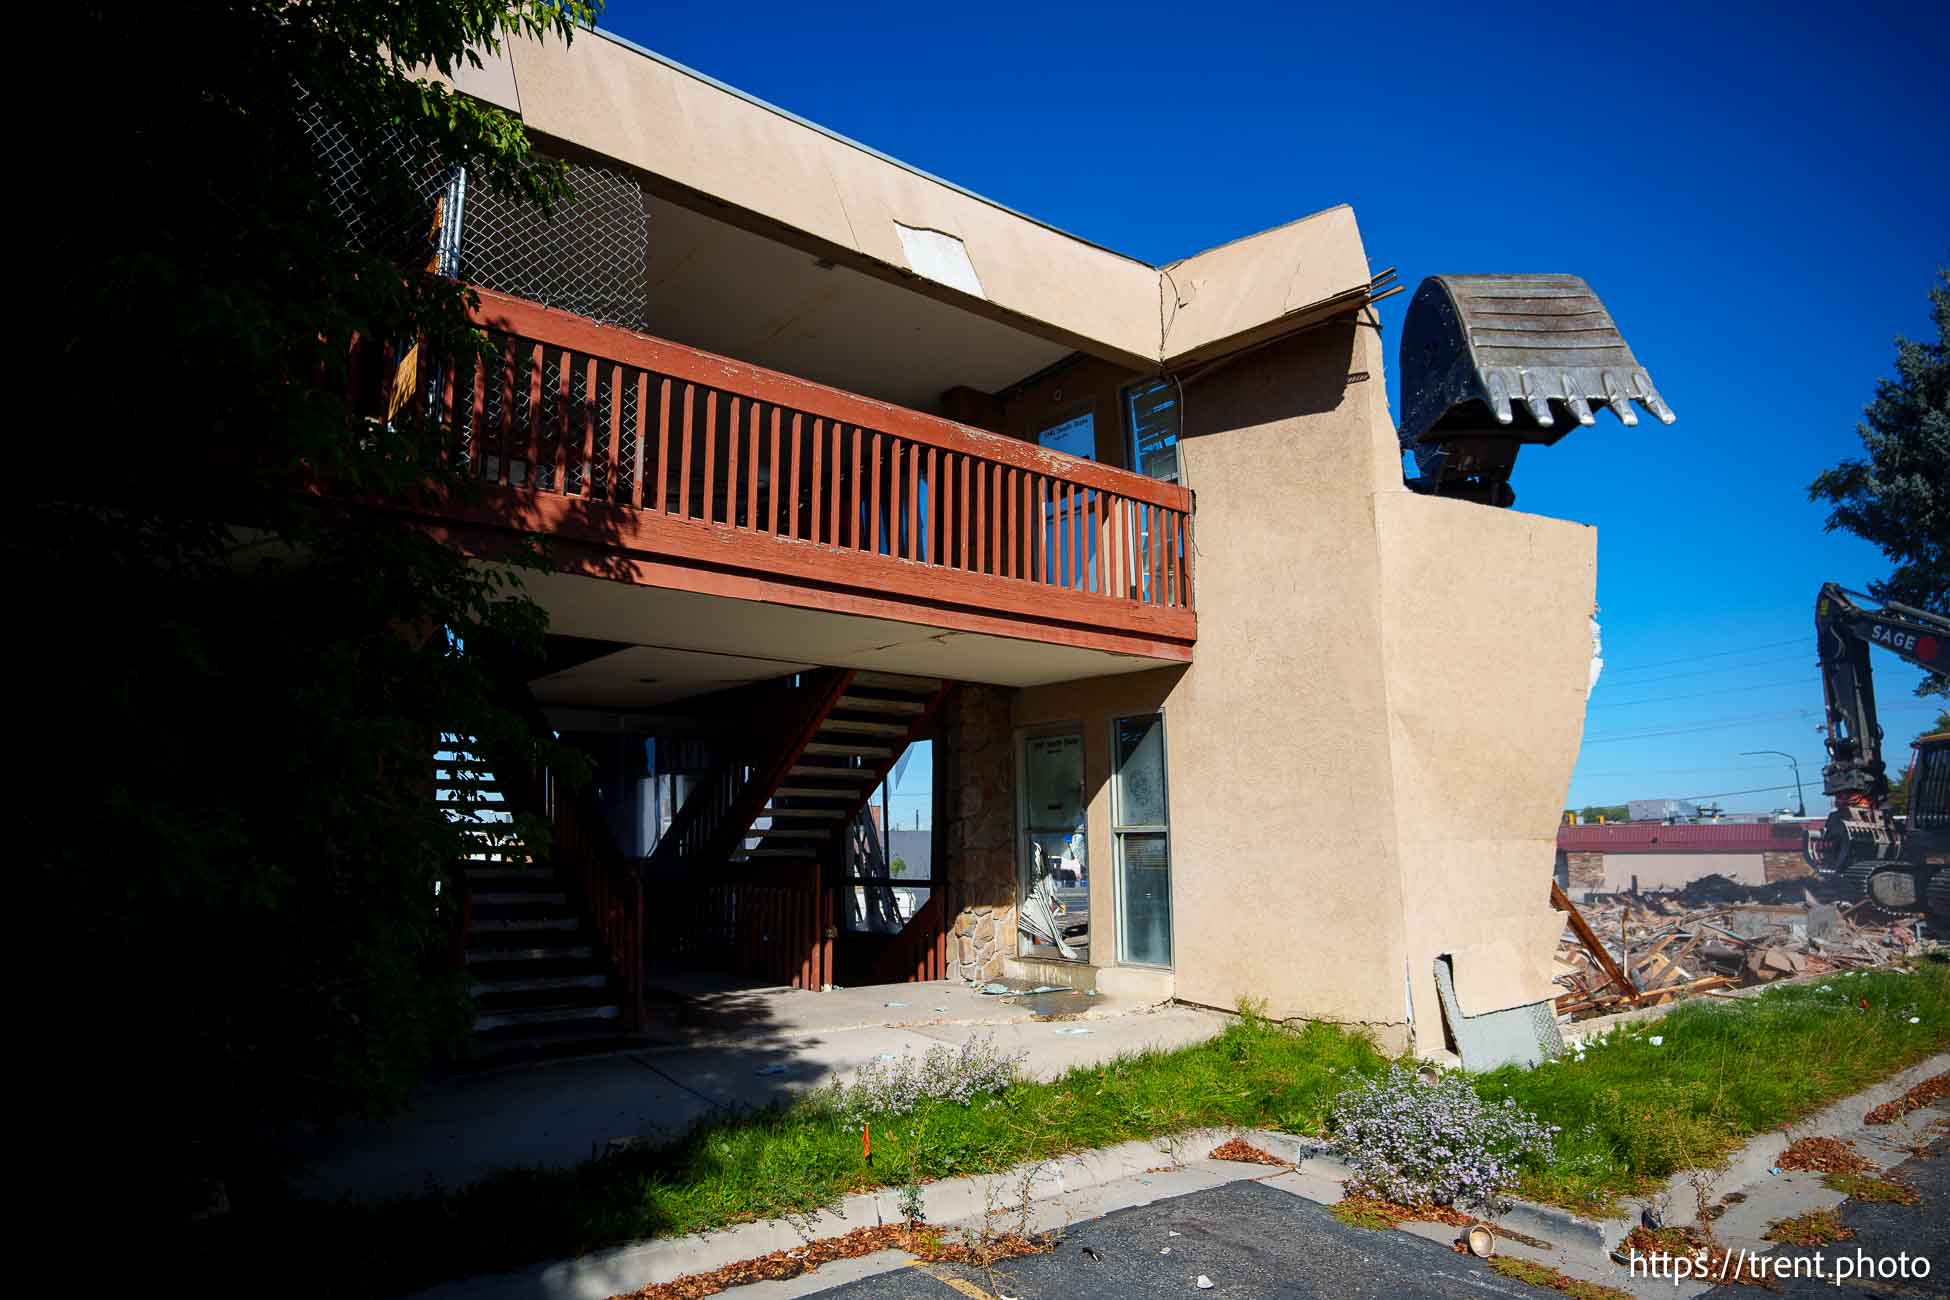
[1582,709,1819,744]
[1601,636,1806,675]
[1576,758,1828,779]
[1591,652,1811,688]
[1676,782,1804,801]
[1587,675,1817,710]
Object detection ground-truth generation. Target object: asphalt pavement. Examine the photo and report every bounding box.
[807,1180,1563,1300]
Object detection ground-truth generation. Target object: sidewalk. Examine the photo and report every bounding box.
[299,976,1227,1202]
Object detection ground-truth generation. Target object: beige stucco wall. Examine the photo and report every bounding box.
[1162,318,1415,1041]
[469,29,1373,374]
[975,289,1597,1054]
[1374,492,1596,1025]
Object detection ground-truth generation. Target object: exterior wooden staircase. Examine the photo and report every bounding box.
[648,670,950,988]
[740,671,949,865]
[438,741,645,1061]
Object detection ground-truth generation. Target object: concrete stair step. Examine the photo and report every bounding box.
[468,915,579,934]
[473,1002,621,1032]
[835,694,927,715]
[848,671,942,693]
[804,741,893,758]
[463,865,557,882]
[817,716,909,736]
[465,942,595,964]
[471,890,567,906]
[470,971,609,997]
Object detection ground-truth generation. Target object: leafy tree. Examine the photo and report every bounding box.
[1810,269,1950,697]
[891,856,909,877]
[30,1,596,1213]
[1577,804,1630,824]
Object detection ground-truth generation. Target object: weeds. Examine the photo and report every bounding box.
[1330,1195,1405,1230]
[1765,1208,1854,1246]
[1822,1172,1920,1205]
[1487,1256,1632,1300]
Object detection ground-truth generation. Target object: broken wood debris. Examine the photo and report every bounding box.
[1551,874,1932,1021]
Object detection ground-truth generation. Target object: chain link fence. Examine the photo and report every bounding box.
[459,158,651,333]
[299,82,651,333]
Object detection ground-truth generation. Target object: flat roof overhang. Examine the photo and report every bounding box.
[511,566,1188,709]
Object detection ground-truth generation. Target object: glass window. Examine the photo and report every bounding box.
[1112,713,1172,967]
[1036,412,1095,460]
[1124,378,1180,482]
[1018,729,1088,962]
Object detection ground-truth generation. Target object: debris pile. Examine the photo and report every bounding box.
[1550,876,1932,1019]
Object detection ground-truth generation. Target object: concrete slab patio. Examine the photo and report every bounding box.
[299,978,1229,1202]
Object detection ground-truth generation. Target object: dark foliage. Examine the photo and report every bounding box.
[26,1,594,1215]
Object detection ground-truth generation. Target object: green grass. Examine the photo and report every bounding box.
[192,959,1950,1297]
[1478,960,1950,1213]
[205,1011,1382,1296]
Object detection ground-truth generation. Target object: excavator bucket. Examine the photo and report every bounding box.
[1397,274,1675,506]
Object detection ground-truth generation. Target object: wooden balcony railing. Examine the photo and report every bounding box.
[404,288,1195,659]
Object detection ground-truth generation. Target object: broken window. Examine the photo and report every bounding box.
[1123,378,1180,483]
[1113,713,1172,967]
[1018,728,1088,962]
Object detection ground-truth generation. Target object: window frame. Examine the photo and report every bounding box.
[1014,721,1089,963]
[1122,377,1180,484]
[1109,710,1174,969]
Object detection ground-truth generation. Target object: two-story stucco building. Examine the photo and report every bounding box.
[409,27,1626,1059]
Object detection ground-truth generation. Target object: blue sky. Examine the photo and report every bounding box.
[601,0,1947,816]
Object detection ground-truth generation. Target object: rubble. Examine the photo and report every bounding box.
[1551,875,1933,1020]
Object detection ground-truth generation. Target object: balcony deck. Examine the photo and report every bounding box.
[396,288,1195,662]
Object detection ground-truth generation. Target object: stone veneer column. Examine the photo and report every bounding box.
[938,683,1017,983]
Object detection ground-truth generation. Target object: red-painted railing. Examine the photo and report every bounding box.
[870,892,947,984]
[417,289,1194,629]
[530,761,646,1029]
[660,863,834,990]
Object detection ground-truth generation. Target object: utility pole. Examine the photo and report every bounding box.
[1741,750,1807,817]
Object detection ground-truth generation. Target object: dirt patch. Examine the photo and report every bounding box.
[1332,1193,1477,1230]
[1776,1135,1873,1176]
[1490,1256,1632,1300]
[1822,1172,1920,1205]
[1765,1208,1854,1247]
[610,1222,1055,1300]
[1208,1138,1288,1167]
[1864,1071,1948,1126]
[1621,1225,1770,1286]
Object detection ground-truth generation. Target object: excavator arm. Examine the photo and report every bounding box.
[1812,582,1949,905]
[1816,583,1948,801]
